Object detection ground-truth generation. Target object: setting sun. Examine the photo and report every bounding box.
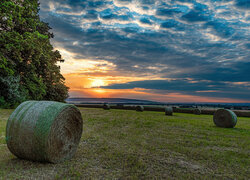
[91,79,106,87]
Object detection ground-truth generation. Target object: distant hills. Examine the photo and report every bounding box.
[66,98,163,105]
[66,98,250,109]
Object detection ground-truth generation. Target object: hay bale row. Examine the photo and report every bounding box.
[200,109,215,115]
[76,104,103,108]
[110,104,125,110]
[5,101,243,165]
[122,105,136,110]
[233,110,250,117]
[143,106,165,112]
[6,101,83,163]
[175,108,194,114]
[74,104,250,117]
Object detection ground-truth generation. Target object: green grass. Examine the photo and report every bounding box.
[0,108,249,179]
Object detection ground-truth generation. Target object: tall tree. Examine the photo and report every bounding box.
[0,0,68,108]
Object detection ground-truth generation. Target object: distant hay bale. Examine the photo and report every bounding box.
[193,108,201,115]
[165,107,173,116]
[103,104,110,110]
[6,101,83,163]
[213,109,237,128]
[136,105,144,112]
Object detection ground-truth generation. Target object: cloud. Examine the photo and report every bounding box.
[156,7,184,16]
[39,0,250,102]
[181,2,211,22]
[160,19,184,31]
[139,18,152,24]
[102,79,250,100]
[235,0,250,9]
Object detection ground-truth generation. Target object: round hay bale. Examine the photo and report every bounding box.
[6,101,83,163]
[213,109,237,128]
[103,104,110,110]
[136,105,144,112]
[165,107,173,116]
[193,108,201,115]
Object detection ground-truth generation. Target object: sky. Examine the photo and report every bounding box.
[39,0,250,103]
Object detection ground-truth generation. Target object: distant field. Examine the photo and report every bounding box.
[0,108,249,179]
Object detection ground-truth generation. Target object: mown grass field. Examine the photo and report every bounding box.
[0,108,249,179]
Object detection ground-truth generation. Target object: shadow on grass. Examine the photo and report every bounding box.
[1,157,55,172]
[212,125,249,131]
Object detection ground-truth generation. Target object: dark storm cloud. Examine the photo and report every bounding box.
[139,18,152,25]
[160,19,185,31]
[39,0,250,101]
[235,0,250,9]
[102,79,250,100]
[156,8,183,16]
[204,20,235,38]
[181,3,211,22]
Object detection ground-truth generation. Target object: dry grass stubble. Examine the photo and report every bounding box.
[0,108,249,179]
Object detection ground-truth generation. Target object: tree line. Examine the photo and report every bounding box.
[0,0,68,108]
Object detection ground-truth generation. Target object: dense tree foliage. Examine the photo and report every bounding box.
[0,0,68,108]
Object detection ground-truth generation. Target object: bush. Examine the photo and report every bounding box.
[0,76,28,108]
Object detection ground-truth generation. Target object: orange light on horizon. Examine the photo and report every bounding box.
[59,61,250,103]
[63,73,168,90]
[67,87,250,103]
[93,88,106,94]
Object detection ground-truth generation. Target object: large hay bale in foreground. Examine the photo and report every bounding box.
[213,109,237,128]
[193,108,201,115]
[103,103,110,110]
[136,105,144,112]
[6,101,83,163]
[165,107,173,116]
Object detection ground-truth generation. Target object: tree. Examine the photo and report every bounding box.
[0,0,68,108]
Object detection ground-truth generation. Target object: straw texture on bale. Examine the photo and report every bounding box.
[136,105,144,112]
[6,101,83,163]
[103,104,110,110]
[213,109,237,128]
[193,108,201,115]
[165,107,173,116]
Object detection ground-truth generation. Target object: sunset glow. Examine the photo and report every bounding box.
[40,0,250,103]
[91,79,106,88]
